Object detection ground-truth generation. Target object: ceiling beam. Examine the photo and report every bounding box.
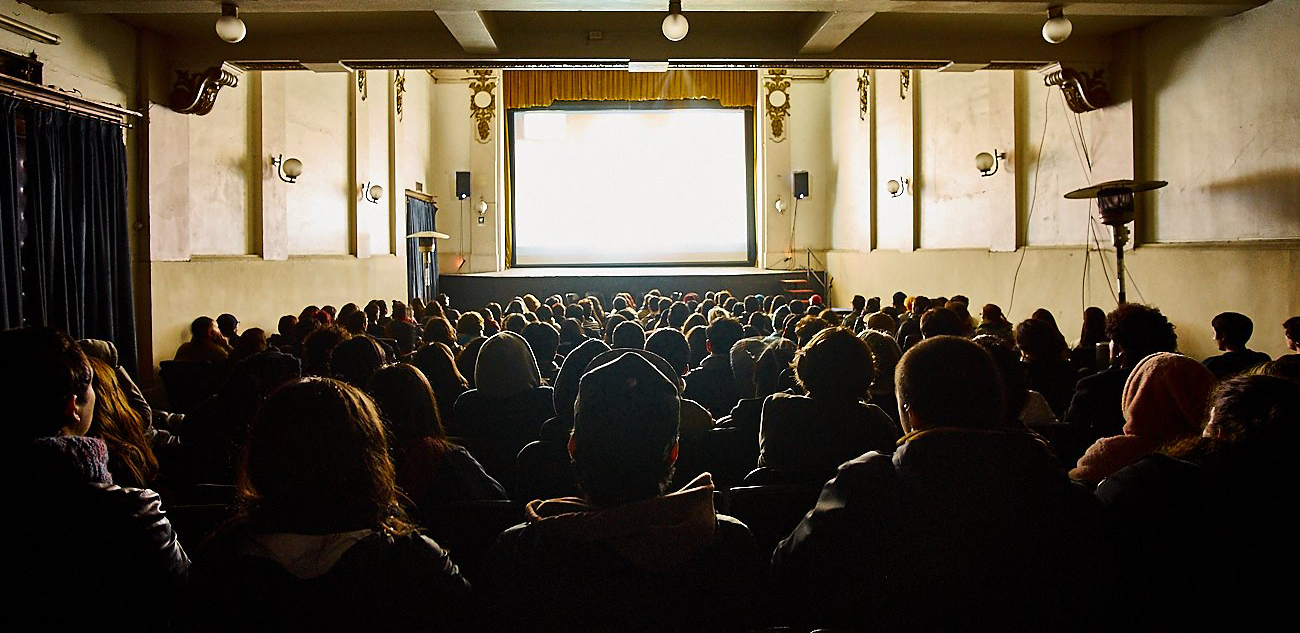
[435,10,500,55]
[798,11,875,55]
[25,0,1267,18]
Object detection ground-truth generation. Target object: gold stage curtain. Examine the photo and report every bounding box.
[504,70,757,109]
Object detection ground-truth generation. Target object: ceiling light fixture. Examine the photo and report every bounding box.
[662,1,689,42]
[216,3,246,43]
[1042,6,1072,44]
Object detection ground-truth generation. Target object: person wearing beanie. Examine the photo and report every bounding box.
[480,351,761,633]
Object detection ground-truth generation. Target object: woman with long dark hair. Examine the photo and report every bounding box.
[368,364,505,512]
[87,357,159,489]
[185,378,470,631]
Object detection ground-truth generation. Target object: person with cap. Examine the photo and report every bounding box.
[216,313,240,343]
[479,351,761,633]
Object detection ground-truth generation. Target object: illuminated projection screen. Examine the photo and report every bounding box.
[510,107,753,266]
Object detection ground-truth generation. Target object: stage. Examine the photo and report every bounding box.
[438,266,823,309]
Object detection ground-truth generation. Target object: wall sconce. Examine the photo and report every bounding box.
[272,154,302,183]
[886,177,910,198]
[975,150,1006,177]
[363,181,383,204]
[774,197,787,214]
[476,198,489,215]
[215,3,246,43]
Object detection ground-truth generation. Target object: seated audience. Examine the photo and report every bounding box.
[975,303,1014,344]
[1016,317,1078,417]
[1096,374,1299,629]
[1285,316,1300,353]
[522,321,561,384]
[895,295,930,351]
[367,364,505,510]
[183,378,470,632]
[758,328,899,485]
[3,328,189,631]
[301,326,349,377]
[611,320,646,350]
[974,335,1057,429]
[1202,311,1271,379]
[771,336,1110,632]
[1071,352,1216,485]
[174,315,231,362]
[1069,306,1109,376]
[684,317,746,418]
[217,313,240,343]
[87,356,160,489]
[268,314,297,349]
[479,352,760,632]
[329,334,385,388]
[1062,303,1178,461]
[411,342,469,428]
[859,329,903,427]
[452,331,555,492]
[231,328,268,363]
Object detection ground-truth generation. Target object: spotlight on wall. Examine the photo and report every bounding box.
[662,0,689,42]
[975,150,1006,177]
[216,3,246,44]
[886,177,910,198]
[272,154,302,183]
[363,181,384,204]
[774,197,787,214]
[1042,6,1072,44]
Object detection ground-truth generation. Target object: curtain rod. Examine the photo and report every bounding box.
[0,75,140,128]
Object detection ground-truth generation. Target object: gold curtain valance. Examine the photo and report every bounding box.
[504,70,757,109]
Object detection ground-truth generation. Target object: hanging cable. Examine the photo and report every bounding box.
[1008,88,1053,315]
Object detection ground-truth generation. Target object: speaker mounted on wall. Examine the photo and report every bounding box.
[793,171,810,200]
[455,172,471,200]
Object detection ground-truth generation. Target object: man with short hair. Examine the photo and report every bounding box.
[771,336,1109,632]
[2,327,189,630]
[174,315,231,362]
[1203,312,1271,379]
[1286,316,1300,353]
[480,352,759,632]
[684,317,745,418]
[216,313,240,342]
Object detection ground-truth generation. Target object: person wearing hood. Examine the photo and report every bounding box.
[452,331,555,494]
[480,351,761,633]
[1070,352,1216,485]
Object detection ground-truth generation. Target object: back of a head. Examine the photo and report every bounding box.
[611,320,647,350]
[795,327,874,400]
[368,363,443,445]
[1107,303,1178,365]
[573,352,681,507]
[1,328,91,446]
[860,330,902,396]
[730,337,769,397]
[896,336,1004,431]
[1015,318,1067,361]
[972,335,1029,423]
[191,316,215,340]
[422,317,456,346]
[754,339,798,399]
[866,312,897,336]
[217,313,239,336]
[794,315,830,347]
[1122,352,1215,438]
[552,338,612,419]
[331,335,386,389]
[920,307,965,339]
[911,296,931,314]
[892,291,907,307]
[706,317,744,357]
[522,321,561,367]
[474,331,542,398]
[243,378,401,533]
[1204,374,1300,456]
[646,328,691,377]
[1211,311,1254,348]
[412,342,468,390]
[503,313,528,334]
[1285,316,1300,346]
[1080,307,1108,345]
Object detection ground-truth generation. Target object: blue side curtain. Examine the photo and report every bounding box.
[0,97,23,329]
[405,195,438,302]
[14,104,137,371]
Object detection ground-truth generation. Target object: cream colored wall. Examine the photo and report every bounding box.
[825,0,1300,364]
[828,70,872,252]
[1141,0,1300,242]
[284,72,350,255]
[784,74,831,258]
[187,79,251,255]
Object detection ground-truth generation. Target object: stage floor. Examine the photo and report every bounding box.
[455,266,781,278]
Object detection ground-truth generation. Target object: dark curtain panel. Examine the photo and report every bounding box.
[405,195,438,302]
[0,96,23,329]
[23,107,137,370]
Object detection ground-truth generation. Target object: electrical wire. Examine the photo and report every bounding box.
[785,197,801,270]
[1008,87,1053,315]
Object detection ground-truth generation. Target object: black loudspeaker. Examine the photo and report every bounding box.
[793,171,810,199]
[455,172,471,200]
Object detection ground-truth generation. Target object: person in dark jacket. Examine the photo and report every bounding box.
[1202,311,1271,379]
[1096,374,1298,631]
[759,328,899,486]
[184,378,470,632]
[480,351,761,633]
[772,336,1111,632]
[1060,303,1177,464]
[3,327,189,632]
[684,317,745,418]
[1015,317,1078,418]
